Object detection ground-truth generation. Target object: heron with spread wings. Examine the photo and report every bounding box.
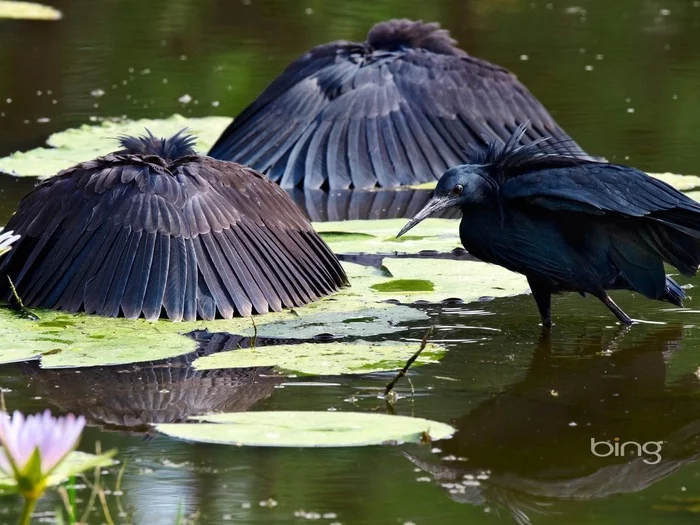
[209,19,588,190]
[0,131,347,321]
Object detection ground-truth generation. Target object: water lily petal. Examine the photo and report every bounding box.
[0,410,86,478]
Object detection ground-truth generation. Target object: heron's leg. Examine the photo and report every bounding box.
[598,293,633,325]
[527,276,552,327]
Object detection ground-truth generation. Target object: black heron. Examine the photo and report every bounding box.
[397,125,700,325]
[209,19,588,190]
[0,130,347,321]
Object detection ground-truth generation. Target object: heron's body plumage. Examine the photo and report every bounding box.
[399,125,700,324]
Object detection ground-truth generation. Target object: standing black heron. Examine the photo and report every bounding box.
[0,130,347,321]
[397,124,700,326]
[209,19,588,190]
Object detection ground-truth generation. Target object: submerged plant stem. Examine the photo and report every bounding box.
[18,496,37,525]
[384,327,434,397]
[80,442,103,524]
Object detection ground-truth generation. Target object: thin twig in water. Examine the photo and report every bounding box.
[250,316,258,348]
[384,327,434,397]
[114,460,128,520]
[0,390,5,413]
[7,276,38,320]
[80,442,103,523]
[56,487,72,522]
[97,483,116,525]
[406,375,416,416]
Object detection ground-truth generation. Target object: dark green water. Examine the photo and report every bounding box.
[2,0,700,524]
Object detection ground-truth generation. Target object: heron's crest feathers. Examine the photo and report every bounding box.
[367,19,459,55]
[118,129,197,162]
[472,123,598,182]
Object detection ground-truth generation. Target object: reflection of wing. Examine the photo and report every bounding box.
[0,152,347,320]
[405,447,696,525]
[29,362,282,432]
[209,19,587,189]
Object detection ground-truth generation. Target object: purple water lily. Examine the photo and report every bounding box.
[0,410,86,476]
[0,230,19,255]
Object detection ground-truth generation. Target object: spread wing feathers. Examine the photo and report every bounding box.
[0,156,347,321]
[288,188,461,222]
[208,33,586,189]
[502,164,700,232]
[500,159,700,280]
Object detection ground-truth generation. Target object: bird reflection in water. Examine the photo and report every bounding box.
[23,333,335,433]
[405,326,700,524]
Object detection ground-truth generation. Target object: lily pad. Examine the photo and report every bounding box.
[0,451,116,495]
[253,306,427,339]
[192,340,445,376]
[317,218,461,254]
[651,172,700,191]
[0,115,232,177]
[375,258,528,303]
[0,310,199,368]
[156,411,455,447]
[0,1,61,20]
[0,251,533,369]
[0,263,434,368]
[371,279,436,293]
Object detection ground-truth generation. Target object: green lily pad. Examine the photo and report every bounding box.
[156,411,455,447]
[371,279,435,293]
[375,258,528,303]
[651,173,700,191]
[192,340,445,376]
[316,218,461,254]
[0,115,232,177]
[253,306,427,339]
[0,252,532,369]
[0,263,436,368]
[0,310,199,368]
[0,1,61,20]
[0,450,116,495]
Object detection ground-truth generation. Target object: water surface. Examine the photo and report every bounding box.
[1,1,700,524]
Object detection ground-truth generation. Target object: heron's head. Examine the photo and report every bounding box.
[397,165,492,237]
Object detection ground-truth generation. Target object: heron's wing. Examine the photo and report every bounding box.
[207,40,353,185]
[0,156,346,321]
[502,164,700,226]
[209,46,586,190]
[182,159,347,320]
[501,163,700,278]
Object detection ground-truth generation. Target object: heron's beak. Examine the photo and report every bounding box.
[397,196,451,237]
